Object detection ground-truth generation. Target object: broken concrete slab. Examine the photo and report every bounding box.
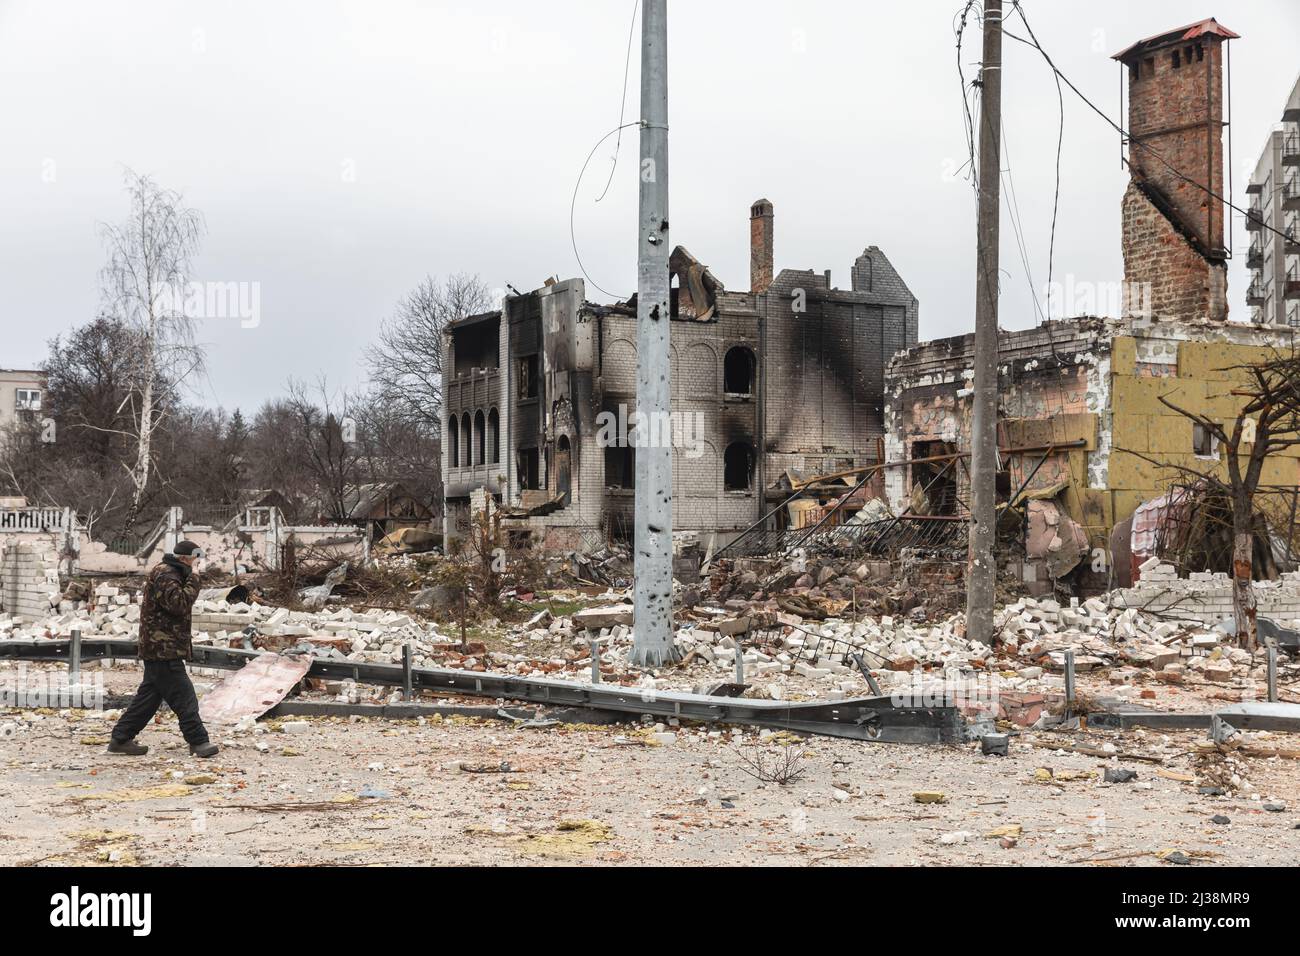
[571,604,635,630]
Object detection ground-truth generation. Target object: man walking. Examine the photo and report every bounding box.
[108,540,218,758]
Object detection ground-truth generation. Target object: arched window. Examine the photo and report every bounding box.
[461,412,472,467]
[556,435,573,505]
[488,408,500,464]
[447,416,459,469]
[474,410,486,466]
[724,442,755,491]
[723,346,756,396]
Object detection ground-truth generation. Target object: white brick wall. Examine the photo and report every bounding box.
[1113,566,1300,623]
[1,542,60,621]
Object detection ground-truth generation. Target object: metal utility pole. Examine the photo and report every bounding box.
[629,0,678,667]
[966,0,1002,647]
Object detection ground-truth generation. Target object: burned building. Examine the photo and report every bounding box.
[884,19,1300,593]
[441,200,918,550]
[885,316,1300,592]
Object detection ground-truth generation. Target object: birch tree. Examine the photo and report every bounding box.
[99,169,206,532]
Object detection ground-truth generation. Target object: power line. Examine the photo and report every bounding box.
[594,0,641,203]
[954,0,981,194]
[569,121,641,300]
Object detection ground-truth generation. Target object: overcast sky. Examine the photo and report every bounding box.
[2,1,1298,413]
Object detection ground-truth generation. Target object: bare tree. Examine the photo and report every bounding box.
[352,389,441,515]
[1153,351,1300,650]
[99,169,206,532]
[365,273,494,433]
[284,377,362,521]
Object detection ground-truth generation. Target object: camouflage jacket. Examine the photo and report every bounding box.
[138,557,199,660]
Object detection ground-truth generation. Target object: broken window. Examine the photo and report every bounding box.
[450,316,500,377]
[488,408,500,464]
[723,442,755,491]
[556,435,572,505]
[474,410,486,466]
[723,346,756,396]
[605,445,634,489]
[518,447,541,490]
[518,354,539,400]
[910,441,958,515]
[1193,422,1218,458]
[447,416,459,469]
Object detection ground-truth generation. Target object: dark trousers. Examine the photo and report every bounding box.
[112,659,210,747]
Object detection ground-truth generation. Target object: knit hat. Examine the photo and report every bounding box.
[173,540,204,558]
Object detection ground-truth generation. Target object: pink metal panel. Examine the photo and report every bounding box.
[199,652,314,725]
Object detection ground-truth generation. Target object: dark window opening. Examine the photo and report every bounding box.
[605,445,635,489]
[450,317,500,377]
[1171,50,1181,69]
[518,354,539,400]
[474,410,486,466]
[1193,422,1216,457]
[724,346,756,395]
[447,416,459,469]
[1195,43,1203,62]
[518,447,541,489]
[1143,56,1154,77]
[488,408,500,464]
[1129,61,1139,82]
[910,440,958,515]
[461,412,472,467]
[723,442,755,491]
[556,435,572,505]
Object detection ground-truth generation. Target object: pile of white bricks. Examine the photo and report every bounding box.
[0,543,61,622]
[1113,559,1300,624]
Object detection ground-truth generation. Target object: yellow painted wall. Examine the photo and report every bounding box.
[1107,335,1300,531]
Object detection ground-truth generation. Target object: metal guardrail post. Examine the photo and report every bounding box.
[1063,649,1076,717]
[734,638,745,685]
[1267,643,1278,703]
[588,637,601,685]
[402,644,413,701]
[69,627,81,686]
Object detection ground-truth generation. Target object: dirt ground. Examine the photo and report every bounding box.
[1,664,1297,867]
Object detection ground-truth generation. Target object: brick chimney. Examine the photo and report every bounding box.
[1113,19,1237,322]
[749,198,774,295]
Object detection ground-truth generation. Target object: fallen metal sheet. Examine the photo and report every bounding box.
[198,652,314,725]
[0,639,965,744]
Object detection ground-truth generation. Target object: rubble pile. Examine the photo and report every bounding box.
[707,553,963,619]
[1,572,1290,718]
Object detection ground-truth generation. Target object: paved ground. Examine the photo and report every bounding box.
[1,666,1296,867]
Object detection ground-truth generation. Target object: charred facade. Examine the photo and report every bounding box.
[442,200,918,550]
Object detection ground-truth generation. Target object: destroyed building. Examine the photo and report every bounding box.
[885,18,1300,594]
[441,200,918,549]
[884,316,1300,593]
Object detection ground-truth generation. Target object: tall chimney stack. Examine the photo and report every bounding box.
[749,198,774,295]
[1113,18,1236,322]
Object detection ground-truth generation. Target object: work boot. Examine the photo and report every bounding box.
[190,741,219,758]
[107,738,148,756]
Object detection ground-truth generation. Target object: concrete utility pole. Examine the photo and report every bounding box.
[966,0,1002,646]
[629,0,679,667]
